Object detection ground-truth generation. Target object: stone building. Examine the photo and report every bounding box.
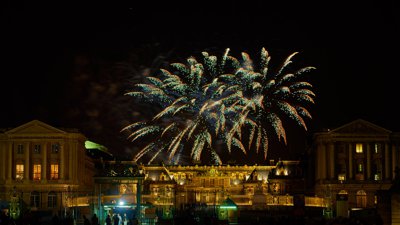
[0,120,95,219]
[313,119,400,222]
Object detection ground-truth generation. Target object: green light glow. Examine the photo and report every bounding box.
[85,140,109,153]
[219,206,237,209]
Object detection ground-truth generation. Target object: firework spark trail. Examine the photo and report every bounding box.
[225,48,316,160]
[123,48,316,164]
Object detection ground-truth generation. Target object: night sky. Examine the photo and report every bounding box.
[1,0,399,162]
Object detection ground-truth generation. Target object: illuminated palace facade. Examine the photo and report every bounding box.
[313,119,400,220]
[0,120,95,218]
[95,160,317,207]
[93,160,323,223]
[2,119,400,223]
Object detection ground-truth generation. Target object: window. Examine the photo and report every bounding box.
[33,164,41,180]
[159,173,166,181]
[34,144,41,154]
[30,191,40,208]
[17,144,24,154]
[50,164,59,180]
[374,143,381,154]
[356,143,363,153]
[372,162,382,180]
[358,163,363,173]
[338,174,346,182]
[51,144,59,153]
[272,183,280,194]
[48,192,57,208]
[16,164,24,180]
[356,190,367,208]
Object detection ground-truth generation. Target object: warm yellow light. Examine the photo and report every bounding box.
[33,164,41,180]
[356,143,363,153]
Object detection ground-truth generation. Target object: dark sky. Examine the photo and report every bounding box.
[1,0,399,162]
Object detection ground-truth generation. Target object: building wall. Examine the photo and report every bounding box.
[0,120,95,215]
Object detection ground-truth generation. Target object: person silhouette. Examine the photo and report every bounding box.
[83,215,91,225]
[105,214,112,225]
[91,213,99,225]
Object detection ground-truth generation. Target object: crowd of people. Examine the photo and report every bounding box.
[0,209,142,225]
[105,213,136,225]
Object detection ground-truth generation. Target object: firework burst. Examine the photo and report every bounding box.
[220,48,316,160]
[122,48,316,164]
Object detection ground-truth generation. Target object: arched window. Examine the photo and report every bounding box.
[356,190,367,208]
[30,191,40,208]
[48,191,57,208]
[160,172,166,181]
[336,190,349,203]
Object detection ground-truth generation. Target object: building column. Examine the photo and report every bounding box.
[24,143,30,181]
[1,143,6,180]
[7,143,13,179]
[42,143,47,181]
[328,142,335,179]
[60,142,65,180]
[393,144,397,179]
[321,143,327,180]
[316,142,322,180]
[74,142,78,183]
[385,143,390,180]
[69,142,74,182]
[366,143,371,180]
[349,143,353,180]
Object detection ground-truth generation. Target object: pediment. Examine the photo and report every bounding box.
[5,120,66,135]
[330,119,391,135]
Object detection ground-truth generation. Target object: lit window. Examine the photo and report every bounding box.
[356,143,363,153]
[374,195,378,204]
[48,192,57,208]
[338,174,346,181]
[34,144,41,154]
[374,143,381,154]
[272,183,280,194]
[51,144,60,153]
[358,163,363,173]
[33,164,41,180]
[17,144,24,154]
[374,174,381,181]
[16,164,24,180]
[50,164,59,180]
